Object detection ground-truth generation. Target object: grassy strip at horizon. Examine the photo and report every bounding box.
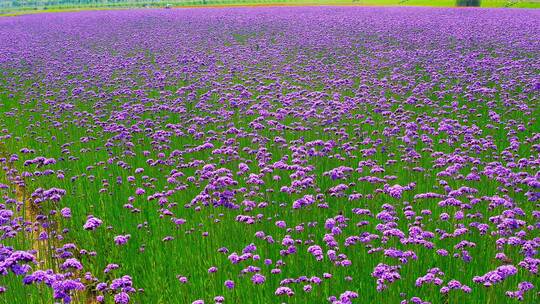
[1,0,539,15]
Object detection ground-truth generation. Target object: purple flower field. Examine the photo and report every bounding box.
[0,6,539,304]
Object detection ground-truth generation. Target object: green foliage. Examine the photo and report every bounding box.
[456,0,481,6]
[1,0,539,13]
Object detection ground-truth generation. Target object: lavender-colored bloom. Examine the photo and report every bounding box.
[473,265,518,287]
[83,215,102,231]
[60,207,71,218]
[177,276,188,284]
[275,220,286,228]
[251,273,265,284]
[61,258,83,271]
[275,286,294,296]
[0,7,539,304]
[114,234,130,246]
[104,264,120,273]
[114,292,130,304]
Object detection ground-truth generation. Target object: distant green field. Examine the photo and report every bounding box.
[1,0,539,15]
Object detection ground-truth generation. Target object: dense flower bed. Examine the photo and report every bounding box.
[0,7,539,304]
